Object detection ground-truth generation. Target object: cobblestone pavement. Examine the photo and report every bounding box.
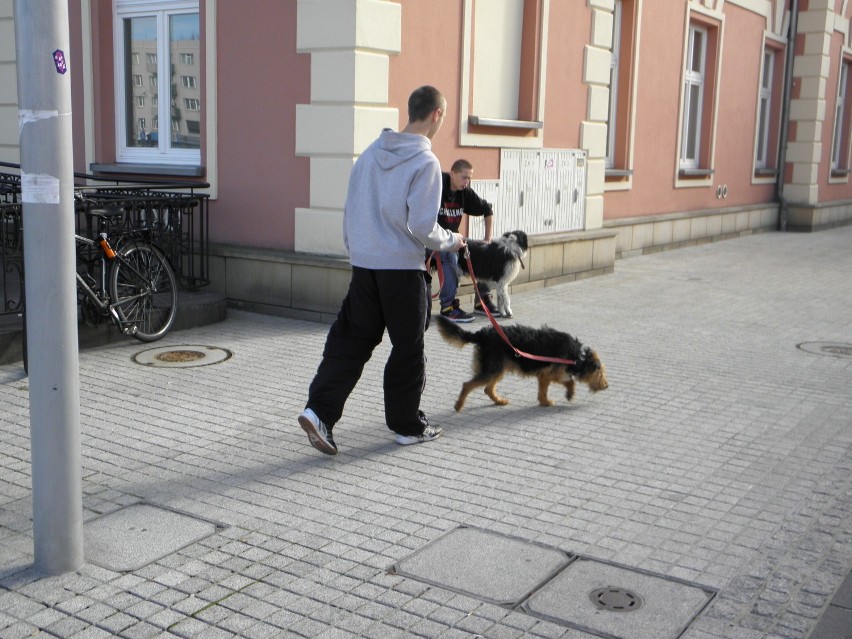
[1,226,851,639]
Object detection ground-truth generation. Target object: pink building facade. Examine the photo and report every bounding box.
[1,0,850,320]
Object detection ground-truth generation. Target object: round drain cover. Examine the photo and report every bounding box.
[589,587,643,611]
[797,342,852,358]
[133,345,233,368]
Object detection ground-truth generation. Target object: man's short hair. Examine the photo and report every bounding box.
[451,159,473,173]
[408,86,444,122]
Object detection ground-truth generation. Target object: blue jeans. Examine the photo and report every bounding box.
[438,250,459,309]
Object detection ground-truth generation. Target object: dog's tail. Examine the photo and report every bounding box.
[435,315,478,347]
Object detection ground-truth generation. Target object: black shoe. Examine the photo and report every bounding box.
[474,294,502,317]
[441,299,474,323]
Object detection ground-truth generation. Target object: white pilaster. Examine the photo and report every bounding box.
[580,6,615,229]
[295,0,401,255]
[786,5,834,206]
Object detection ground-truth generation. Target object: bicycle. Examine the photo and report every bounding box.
[75,195,178,342]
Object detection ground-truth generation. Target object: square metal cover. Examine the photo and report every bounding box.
[524,557,714,639]
[390,526,572,606]
[84,504,217,571]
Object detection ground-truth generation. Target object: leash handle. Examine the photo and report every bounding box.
[463,251,576,366]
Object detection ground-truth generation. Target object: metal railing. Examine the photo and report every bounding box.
[1,172,23,318]
[0,161,210,320]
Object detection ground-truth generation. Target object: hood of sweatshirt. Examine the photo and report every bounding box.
[372,129,431,170]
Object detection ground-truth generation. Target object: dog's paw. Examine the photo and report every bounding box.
[539,399,555,407]
[502,311,513,319]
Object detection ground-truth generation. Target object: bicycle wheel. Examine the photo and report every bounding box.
[109,242,178,342]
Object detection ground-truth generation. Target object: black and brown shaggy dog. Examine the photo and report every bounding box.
[458,230,528,318]
[436,315,608,411]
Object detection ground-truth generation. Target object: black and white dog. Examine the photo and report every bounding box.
[459,230,528,318]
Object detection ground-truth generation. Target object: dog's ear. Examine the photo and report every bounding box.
[581,346,600,371]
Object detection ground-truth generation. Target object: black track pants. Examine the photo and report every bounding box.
[306,267,430,437]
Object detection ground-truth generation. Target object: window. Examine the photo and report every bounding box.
[754,43,784,176]
[831,60,852,174]
[114,0,201,165]
[181,76,197,89]
[755,51,773,169]
[681,25,707,170]
[471,0,524,121]
[180,52,194,65]
[677,16,721,181]
[606,1,622,170]
[460,0,549,148]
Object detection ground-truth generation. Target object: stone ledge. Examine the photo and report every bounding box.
[605,204,779,258]
[786,201,852,232]
[209,230,617,322]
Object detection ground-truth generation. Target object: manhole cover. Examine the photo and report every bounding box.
[133,345,233,368]
[590,587,643,611]
[524,557,714,639]
[156,350,205,363]
[797,342,852,358]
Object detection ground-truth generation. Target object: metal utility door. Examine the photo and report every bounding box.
[467,179,501,238]
[474,149,586,236]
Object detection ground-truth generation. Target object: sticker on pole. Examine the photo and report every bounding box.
[53,49,67,74]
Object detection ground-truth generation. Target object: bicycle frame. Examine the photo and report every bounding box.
[75,232,150,334]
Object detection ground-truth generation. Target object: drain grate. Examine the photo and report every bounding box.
[797,342,852,358]
[132,345,233,368]
[590,587,643,611]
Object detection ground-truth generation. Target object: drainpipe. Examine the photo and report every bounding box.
[776,0,799,231]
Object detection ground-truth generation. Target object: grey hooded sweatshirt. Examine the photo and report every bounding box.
[344,128,457,270]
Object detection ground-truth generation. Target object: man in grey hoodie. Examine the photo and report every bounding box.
[298,85,466,455]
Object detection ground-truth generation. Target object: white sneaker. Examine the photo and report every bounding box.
[298,408,338,455]
[395,424,443,446]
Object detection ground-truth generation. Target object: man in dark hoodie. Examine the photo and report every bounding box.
[298,86,465,456]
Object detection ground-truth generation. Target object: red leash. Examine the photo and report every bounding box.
[462,246,576,366]
[426,251,443,299]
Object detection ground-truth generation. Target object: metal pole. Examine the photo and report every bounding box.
[13,0,84,574]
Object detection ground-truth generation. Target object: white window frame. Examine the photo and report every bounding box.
[755,50,773,169]
[113,0,200,166]
[831,62,849,170]
[680,25,707,170]
[606,0,623,169]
